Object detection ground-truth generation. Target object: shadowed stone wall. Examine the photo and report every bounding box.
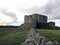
[24,14,47,28]
[24,14,60,29]
[48,22,55,29]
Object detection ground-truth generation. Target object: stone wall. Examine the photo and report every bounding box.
[24,14,57,29]
[24,15,28,23]
[21,28,59,45]
[24,14,47,28]
[24,15,32,24]
[48,22,55,28]
[32,14,47,23]
[24,14,47,24]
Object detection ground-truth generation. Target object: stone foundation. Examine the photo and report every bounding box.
[21,28,59,45]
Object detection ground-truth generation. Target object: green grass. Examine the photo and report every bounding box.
[0,30,28,45]
[37,29,60,42]
[0,23,60,45]
[0,24,30,45]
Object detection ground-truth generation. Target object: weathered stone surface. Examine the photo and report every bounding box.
[54,41,60,45]
[24,14,48,28]
[45,41,55,45]
[24,15,28,23]
[40,36,48,45]
[24,28,41,45]
[24,14,60,29]
[48,22,55,28]
[21,28,59,45]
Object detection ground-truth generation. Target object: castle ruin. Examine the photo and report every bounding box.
[24,14,56,29]
[24,14,47,23]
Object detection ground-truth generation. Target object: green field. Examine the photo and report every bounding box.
[37,29,60,42]
[0,24,30,45]
[0,24,60,45]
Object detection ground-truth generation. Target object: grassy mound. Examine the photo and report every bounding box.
[0,23,60,45]
[0,24,30,45]
[37,29,60,42]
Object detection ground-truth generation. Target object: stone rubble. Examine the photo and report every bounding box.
[21,28,60,45]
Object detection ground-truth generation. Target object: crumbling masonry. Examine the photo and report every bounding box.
[24,14,55,29]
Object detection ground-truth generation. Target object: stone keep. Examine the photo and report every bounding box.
[24,15,32,23]
[37,15,47,23]
[32,14,37,28]
[24,15,28,23]
[24,14,47,24]
[24,14,48,28]
[32,14,47,23]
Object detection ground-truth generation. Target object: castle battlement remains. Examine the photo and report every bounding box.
[24,14,48,28]
[24,14,47,24]
[24,14,56,29]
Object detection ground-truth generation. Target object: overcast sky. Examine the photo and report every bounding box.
[0,0,60,26]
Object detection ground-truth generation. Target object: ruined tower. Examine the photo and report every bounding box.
[24,15,28,23]
[32,14,47,24]
[24,14,48,28]
[24,14,57,29]
[24,15,32,23]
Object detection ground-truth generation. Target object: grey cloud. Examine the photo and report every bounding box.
[43,0,60,14]
[51,7,60,19]
[23,0,60,19]
[0,9,17,22]
[22,6,46,15]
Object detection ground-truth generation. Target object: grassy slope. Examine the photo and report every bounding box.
[37,29,60,42]
[0,23,60,45]
[0,24,30,45]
